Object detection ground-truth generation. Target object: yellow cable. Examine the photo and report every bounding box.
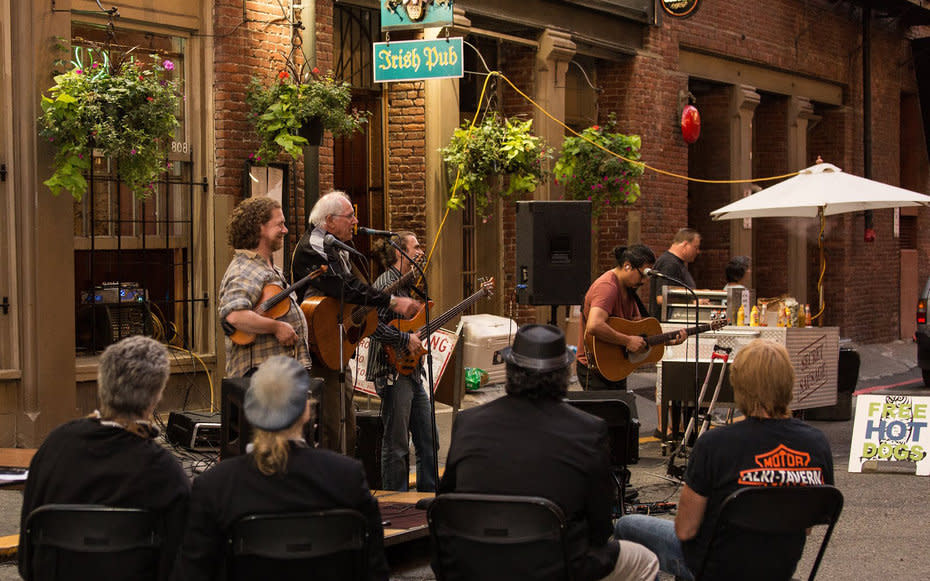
[166,344,215,414]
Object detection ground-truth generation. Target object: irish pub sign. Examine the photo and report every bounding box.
[381,0,454,31]
[373,37,463,83]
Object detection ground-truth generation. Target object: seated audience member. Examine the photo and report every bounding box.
[19,335,190,581]
[614,339,834,580]
[172,355,388,581]
[723,255,751,290]
[439,324,659,581]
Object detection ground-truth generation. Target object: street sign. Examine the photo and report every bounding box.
[381,0,454,31]
[373,38,463,83]
[848,394,930,476]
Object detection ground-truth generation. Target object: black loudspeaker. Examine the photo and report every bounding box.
[355,411,383,490]
[221,377,251,460]
[515,200,592,306]
[564,391,640,466]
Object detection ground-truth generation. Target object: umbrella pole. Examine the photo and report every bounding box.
[815,209,826,326]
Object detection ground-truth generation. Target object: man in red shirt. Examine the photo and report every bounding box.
[576,245,685,418]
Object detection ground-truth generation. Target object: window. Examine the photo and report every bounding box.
[70,23,207,355]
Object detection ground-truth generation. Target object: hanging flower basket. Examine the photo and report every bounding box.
[441,114,551,219]
[37,47,180,200]
[553,114,644,217]
[246,68,369,163]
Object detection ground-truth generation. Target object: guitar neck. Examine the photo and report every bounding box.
[419,289,487,337]
[645,322,716,347]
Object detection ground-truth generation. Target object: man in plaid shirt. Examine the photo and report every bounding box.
[218,197,311,378]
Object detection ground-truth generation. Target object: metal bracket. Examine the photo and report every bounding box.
[1,297,9,315]
[0,164,6,182]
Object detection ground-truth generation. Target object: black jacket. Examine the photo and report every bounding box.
[440,395,620,581]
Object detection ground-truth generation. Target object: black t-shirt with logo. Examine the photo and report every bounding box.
[683,417,834,580]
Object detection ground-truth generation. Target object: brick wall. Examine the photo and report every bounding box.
[386,80,427,231]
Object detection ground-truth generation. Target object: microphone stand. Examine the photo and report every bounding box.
[336,259,349,456]
[389,239,440,491]
[654,273,700,474]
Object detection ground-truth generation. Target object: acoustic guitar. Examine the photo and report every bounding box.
[385,277,495,375]
[584,316,728,381]
[228,266,327,346]
[301,258,425,370]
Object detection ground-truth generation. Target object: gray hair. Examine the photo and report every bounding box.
[308,191,351,228]
[97,336,170,418]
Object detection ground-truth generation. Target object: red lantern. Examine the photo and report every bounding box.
[681,104,701,144]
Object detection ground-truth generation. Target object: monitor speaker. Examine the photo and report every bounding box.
[515,200,592,306]
[564,391,640,466]
[220,377,251,460]
[355,411,383,490]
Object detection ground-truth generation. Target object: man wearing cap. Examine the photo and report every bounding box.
[173,355,389,581]
[439,324,660,581]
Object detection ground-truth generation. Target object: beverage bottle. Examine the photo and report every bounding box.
[805,304,812,326]
[760,303,768,326]
[737,304,746,326]
[784,307,792,327]
[749,305,759,327]
[776,306,785,327]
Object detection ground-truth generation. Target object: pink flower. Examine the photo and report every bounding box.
[92,62,99,69]
[163,60,174,71]
[130,148,137,155]
[146,96,154,102]
[75,69,83,75]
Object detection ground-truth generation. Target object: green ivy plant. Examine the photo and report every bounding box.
[38,46,180,200]
[246,67,369,163]
[553,114,644,217]
[441,115,550,219]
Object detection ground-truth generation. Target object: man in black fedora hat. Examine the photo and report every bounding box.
[439,324,659,581]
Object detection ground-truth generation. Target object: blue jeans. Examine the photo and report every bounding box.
[614,515,693,580]
[380,372,437,491]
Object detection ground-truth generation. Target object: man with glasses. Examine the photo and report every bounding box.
[649,227,702,319]
[292,191,418,454]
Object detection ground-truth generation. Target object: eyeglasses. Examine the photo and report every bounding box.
[332,211,356,220]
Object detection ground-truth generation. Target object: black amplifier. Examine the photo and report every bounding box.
[166,411,222,450]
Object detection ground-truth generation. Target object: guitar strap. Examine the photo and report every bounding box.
[630,287,649,320]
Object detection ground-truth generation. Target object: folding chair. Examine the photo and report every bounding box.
[695,485,844,581]
[427,493,573,581]
[22,504,161,581]
[227,509,368,581]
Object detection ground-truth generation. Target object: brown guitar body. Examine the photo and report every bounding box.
[301,296,379,370]
[384,301,434,375]
[585,317,665,381]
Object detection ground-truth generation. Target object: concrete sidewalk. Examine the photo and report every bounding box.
[1,338,924,580]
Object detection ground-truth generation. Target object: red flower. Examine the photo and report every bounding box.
[312,67,320,75]
[146,96,154,101]
[592,125,600,131]
[278,70,289,80]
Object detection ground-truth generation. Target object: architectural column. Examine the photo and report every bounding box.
[534,29,575,201]
[787,96,819,304]
[13,0,76,445]
[728,84,760,264]
[423,8,469,307]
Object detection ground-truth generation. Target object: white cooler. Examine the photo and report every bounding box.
[461,314,518,386]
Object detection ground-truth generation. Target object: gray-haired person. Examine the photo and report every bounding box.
[173,355,389,581]
[19,336,190,581]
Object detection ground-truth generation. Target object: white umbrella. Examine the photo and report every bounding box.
[710,161,930,323]
[710,162,930,220]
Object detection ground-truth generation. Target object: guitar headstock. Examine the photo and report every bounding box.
[711,318,729,330]
[478,277,495,297]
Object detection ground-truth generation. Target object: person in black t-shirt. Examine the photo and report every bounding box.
[649,227,701,319]
[614,339,834,580]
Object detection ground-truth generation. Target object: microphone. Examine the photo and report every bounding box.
[642,267,673,280]
[323,233,364,258]
[357,226,397,237]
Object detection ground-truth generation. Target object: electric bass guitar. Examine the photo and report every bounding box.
[228,265,327,346]
[301,258,425,370]
[385,278,495,375]
[584,316,728,381]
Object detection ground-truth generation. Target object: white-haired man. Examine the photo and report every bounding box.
[291,191,418,454]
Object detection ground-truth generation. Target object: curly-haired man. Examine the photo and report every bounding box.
[218,196,311,377]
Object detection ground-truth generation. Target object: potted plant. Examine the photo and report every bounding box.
[441,114,550,219]
[38,46,180,200]
[553,114,644,217]
[246,67,369,163]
